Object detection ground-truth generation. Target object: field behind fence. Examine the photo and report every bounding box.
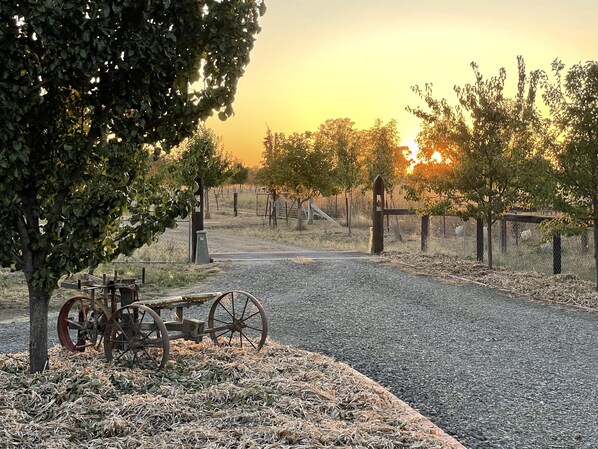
[119,186,597,285]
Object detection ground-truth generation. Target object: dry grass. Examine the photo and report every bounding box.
[0,263,220,316]
[383,252,598,310]
[0,341,458,449]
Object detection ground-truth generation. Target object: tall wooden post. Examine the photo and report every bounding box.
[191,177,204,263]
[421,215,430,252]
[553,233,562,275]
[371,175,385,254]
[500,220,507,253]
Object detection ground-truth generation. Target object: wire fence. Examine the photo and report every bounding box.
[112,188,597,285]
[382,214,597,283]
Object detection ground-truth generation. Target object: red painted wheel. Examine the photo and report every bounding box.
[208,291,268,350]
[104,304,170,369]
[57,296,109,352]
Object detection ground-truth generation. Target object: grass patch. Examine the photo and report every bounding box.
[0,263,221,314]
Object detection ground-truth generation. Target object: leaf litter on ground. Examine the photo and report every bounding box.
[0,340,460,449]
[384,251,598,310]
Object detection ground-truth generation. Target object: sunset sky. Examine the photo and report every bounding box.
[206,0,598,167]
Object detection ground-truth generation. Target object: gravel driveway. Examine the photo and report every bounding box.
[2,230,598,449]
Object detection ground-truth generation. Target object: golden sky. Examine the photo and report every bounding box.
[206,0,598,166]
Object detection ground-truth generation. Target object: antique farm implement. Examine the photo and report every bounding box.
[57,275,268,369]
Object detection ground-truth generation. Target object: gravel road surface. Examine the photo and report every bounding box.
[2,230,598,448]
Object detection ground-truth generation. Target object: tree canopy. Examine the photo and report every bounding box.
[406,57,552,268]
[0,0,265,372]
[544,59,598,288]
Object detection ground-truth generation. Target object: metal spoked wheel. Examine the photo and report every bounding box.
[57,296,110,352]
[208,291,268,350]
[104,304,170,369]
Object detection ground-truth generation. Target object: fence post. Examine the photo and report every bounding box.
[233,192,238,217]
[500,220,507,253]
[476,218,484,262]
[553,233,562,274]
[421,215,430,252]
[371,175,385,254]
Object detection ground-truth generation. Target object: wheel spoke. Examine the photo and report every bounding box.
[241,332,258,349]
[230,292,236,318]
[115,347,131,362]
[142,349,159,368]
[66,319,85,330]
[240,298,250,320]
[215,329,232,340]
[244,310,261,321]
[218,302,234,320]
[244,324,263,332]
[212,317,231,325]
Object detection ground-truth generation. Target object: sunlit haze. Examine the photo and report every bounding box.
[205,0,598,166]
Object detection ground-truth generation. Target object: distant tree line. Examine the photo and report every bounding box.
[256,118,409,232]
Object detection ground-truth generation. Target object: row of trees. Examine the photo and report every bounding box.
[255,57,598,290]
[256,118,408,231]
[405,57,598,288]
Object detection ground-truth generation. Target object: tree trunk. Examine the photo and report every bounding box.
[28,285,50,373]
[487,212,493,269]
[594,221,598,291]
[345,192,351,235]
[296,198,306,230]
[204,188,211,219]
[594,196,598,291]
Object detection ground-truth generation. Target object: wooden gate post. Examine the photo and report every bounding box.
[371,175,385,254]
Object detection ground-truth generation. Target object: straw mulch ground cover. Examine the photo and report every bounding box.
[0,340,460,449]
[384,252,598,310]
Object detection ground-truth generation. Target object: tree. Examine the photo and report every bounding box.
[256,128,286,226]
[406,57,552,268]
[314,118,361,233]
[361,119,407,194]
[275,132,337,230]
[543,59,598,289]
[230,161,249,190]
[0,1,265,372]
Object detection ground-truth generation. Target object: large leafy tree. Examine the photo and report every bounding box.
[0,0,265,372]
[544,60,598,289]
[406,57,552,268]
[256,128,286,226]
[314,118,361,232]
[278,132,337,230]
[258,130,337,230]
